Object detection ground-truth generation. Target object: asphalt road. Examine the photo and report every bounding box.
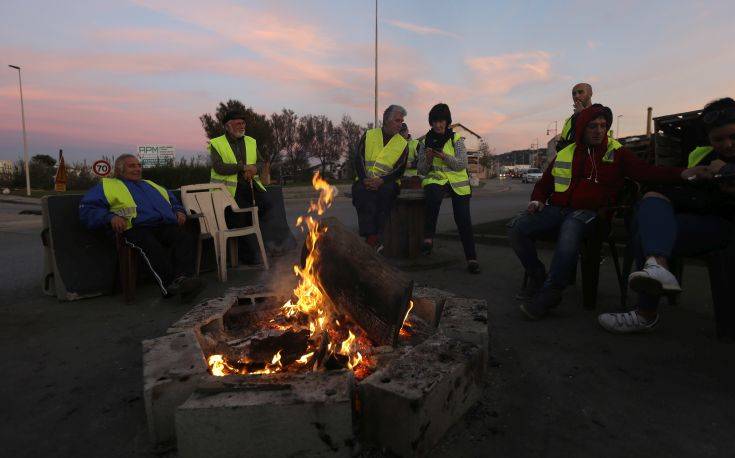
[2,179,734,457]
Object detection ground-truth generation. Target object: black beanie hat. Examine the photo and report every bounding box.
[222,109,247,124]
[428,103,452,126]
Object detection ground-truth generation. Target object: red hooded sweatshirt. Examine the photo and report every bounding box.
[531,105,684,210]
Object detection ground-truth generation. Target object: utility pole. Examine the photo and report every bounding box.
[8,64,30,196]
[374,0,378,127]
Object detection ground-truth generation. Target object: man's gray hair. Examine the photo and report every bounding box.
[383,105,407,124]
[114,154,138,177]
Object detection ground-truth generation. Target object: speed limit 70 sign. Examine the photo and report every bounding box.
[93,160,111,177]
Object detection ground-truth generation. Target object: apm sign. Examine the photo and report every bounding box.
[137,145,175,168]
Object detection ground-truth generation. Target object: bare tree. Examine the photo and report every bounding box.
[268,109,299,182]
[339,115,365,180]
[298,115,342,177]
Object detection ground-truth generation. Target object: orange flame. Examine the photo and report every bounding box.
[207,173,373,378]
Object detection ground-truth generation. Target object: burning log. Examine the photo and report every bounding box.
[306,217,414,346]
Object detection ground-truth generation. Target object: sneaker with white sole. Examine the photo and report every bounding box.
[628,258,682,296]
[598,310,659,334]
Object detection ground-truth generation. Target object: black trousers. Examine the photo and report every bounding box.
[226,181,271,263]
[123,224,196,294]
[352,180,399,237]
[424,183,477,260]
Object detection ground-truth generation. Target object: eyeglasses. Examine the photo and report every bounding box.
[702,107,735,125]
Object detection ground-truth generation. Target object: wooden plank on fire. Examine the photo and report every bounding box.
[306,217,413,346]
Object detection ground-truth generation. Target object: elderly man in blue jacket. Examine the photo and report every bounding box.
[79,154,203,299]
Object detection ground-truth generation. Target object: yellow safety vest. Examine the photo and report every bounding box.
[209,134,265,196]
[551,139,622,193]
[358,128,408,181]
[561,116,574,140]
[687,146,714,167]
[101,178,170,231]
[404,139,419,177]
[421,133,471,195]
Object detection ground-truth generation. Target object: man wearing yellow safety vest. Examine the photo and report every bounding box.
[209,109,271,264]
[417,103,480,274]
[352,105,409,252]
[599,97,735,334]
[557,83,595,152]
[79,154,204,300]
[507,104,708,320]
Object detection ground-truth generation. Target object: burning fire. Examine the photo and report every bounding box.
[208,173,375,379]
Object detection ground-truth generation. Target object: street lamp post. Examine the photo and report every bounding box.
[374,0,378,127]
[8,64,30,197]
[616,115,623,139]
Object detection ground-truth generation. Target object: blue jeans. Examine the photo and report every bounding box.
[507,205,597,289]
[633,197,734,311]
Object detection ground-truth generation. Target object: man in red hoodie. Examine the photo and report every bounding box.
[508,104,709,320]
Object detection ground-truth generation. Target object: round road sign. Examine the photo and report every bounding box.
[93,160,111,177]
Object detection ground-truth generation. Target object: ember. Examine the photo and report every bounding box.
[207,173,377,379]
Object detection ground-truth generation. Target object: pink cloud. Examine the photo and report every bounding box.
[466,51,553,95]
[384,20,460,39]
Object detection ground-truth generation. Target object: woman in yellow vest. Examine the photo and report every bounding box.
[352,105,409,252]
[599,97,735,334]
[209,109,271,264]
[417,103,480,274]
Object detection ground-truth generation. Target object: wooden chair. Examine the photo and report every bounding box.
[180,183,269,282]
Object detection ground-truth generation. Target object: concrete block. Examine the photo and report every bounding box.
[411,287,457,327]
[439,297,489,357]
[142,330,209,447]
[358,334,484,457]
[176,370,355,458]
[167,296,234,335]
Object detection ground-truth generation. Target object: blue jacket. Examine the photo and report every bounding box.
[79,179,185,230]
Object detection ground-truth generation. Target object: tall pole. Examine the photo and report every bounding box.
[9,65,30,196]
[374,0,378,127]
[616,115,622,139]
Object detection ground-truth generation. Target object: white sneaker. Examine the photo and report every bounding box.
[598,311,659,334]
[628,258,682,295]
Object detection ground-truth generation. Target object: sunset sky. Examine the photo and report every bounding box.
[1,0,733,162]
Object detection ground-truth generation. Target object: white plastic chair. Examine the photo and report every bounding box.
[180,183,269,282]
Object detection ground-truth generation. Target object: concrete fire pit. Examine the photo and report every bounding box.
[142,285,488,456]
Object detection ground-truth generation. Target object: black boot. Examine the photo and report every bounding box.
[515,267,547,301]
[519,286,562,320]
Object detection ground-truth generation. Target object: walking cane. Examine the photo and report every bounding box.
[248,178,256,207]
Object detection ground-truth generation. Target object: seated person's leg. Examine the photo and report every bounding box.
[375,181,399,241]
[352,180,380,241]
[123,226,175,296]
[507,205,565,283]
[158,224,197,279]
[520,208,594,319]
[253,186,272,218]
[544,209,597,290]
[450,191,480,273]
[422,184,445,253]
[627,193,682,295]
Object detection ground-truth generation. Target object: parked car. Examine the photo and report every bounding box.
[522,168,543,184]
